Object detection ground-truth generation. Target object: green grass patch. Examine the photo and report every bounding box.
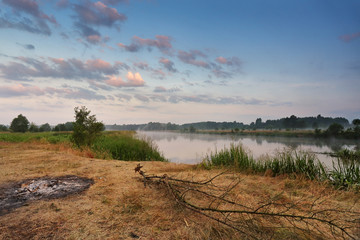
[92,131,167,162]
[0,131,167,162]
[0,132,71,143]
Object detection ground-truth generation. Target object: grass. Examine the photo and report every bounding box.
[92,131,167,162]
[201,143,359,189]
[0,131,71,143]
[0,142,359,239]
[333,148,360,162]
[0,131,167,162]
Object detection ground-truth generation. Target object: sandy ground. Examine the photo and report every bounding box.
[0,142,359,239]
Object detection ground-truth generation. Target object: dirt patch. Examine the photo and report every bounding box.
[0,175,93,216]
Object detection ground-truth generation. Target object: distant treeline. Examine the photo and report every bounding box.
[106,115,352,131]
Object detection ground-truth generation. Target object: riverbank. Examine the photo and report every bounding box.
[0,142,359,239]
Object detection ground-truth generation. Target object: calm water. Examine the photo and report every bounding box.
[137,131,360,167]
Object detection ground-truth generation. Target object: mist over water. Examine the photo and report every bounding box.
[137,131,360,167]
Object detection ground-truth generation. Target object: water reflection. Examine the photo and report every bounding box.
[137,131,360,167]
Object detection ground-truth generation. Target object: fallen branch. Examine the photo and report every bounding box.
[135,164,360,239]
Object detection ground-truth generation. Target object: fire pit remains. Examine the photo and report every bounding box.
[0,175,94,216]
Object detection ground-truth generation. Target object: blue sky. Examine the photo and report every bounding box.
[0,0,359,125]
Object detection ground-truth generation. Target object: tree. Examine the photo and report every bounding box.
[39,123,52,132]
[352,119,360,126]
[255,118,262,129]
[71,106,104,147]
[29,122,39,132]
[352,119,360,135]
[10,114,29,132]
[326,123,344,136]
[189,125,196,133]
[0,124,8,131]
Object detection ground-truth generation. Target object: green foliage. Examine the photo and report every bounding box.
[71,106,104,148]
[39,123,52,132]
[10,114,29,133]
[29,123,39,132]
[54,122,74,131]
[0,124,9,131]
[326,123,344,136]
[352,119,360,126]
[106,115,350,132]
[333,149,360,162]
[0,131,166,162]
[0,132,70,143]
[202,144,359,189]
[92,132,167,161]
[328,159,360,189]
[189,125,196,133]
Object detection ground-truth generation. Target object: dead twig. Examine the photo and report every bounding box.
[135,165,359,239]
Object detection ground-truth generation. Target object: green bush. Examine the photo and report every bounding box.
[92,132,166,162]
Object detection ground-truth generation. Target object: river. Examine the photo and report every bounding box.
[137,131,360,167]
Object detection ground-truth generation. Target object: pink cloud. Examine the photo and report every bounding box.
[216,56,227,64]
[0,83,44,97]
[339,32,360,42]
[74,1,126,27]
[3,0,57,24]
[2,0,57,35]
[0,56,126,81]
[133,61,150,70]
[105,72,145,87]
[215,56,242,67]
[87,35,102,44]
[159,57,177,72]
[127,72,144,85]
[118,35,173,54]
[86,59,113,73]
[178,50,210,68]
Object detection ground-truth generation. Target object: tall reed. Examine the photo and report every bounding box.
[202,143,359,189]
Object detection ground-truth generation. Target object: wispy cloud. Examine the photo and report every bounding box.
[0,83,44,97]
[48,86,107,100]
[159,57,177,72]
[0,83,106,100]
[339,32,360,42]
[70,1,126,44]
[73,1,126,27]
[177,50,210,69]
[0,0,57,35]
[118,35,173,54]
[0,57,127,81]
[215,56,242,68]
[16,42,35,50]
[102,0,129,6]
[133,61,150,70]
[133,61,168,80]
[154,86,181,93]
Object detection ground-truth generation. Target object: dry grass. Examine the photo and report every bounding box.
[0,142,359,239]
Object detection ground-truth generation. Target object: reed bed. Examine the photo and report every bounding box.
[333,148,360,162]
[202,143,360,189]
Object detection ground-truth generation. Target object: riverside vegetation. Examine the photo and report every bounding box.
[0,131,166,162]
[201,143,360,190]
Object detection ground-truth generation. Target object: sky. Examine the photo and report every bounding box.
[0,0,359,125]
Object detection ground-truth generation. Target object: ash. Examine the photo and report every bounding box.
[0,175,93,216]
